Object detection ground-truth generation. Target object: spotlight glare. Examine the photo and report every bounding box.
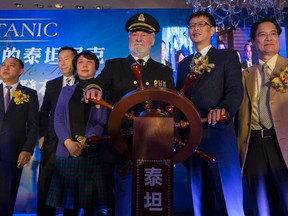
[94,5,103,10]
[55,3,64,9]
[14,2,24,8]
[74,5,84,9]
[34,3,44,8]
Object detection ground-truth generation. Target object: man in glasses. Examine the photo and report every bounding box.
[177,11,244,215]
[238,18,288,216]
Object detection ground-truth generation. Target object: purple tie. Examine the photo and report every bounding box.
[4,86,12,112]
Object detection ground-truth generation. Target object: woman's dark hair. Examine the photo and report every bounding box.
[73,50,100,70]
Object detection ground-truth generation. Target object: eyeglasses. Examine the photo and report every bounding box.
[187,21,212,30]
[257,31,279,39]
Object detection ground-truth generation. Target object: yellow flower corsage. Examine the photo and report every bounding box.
[75,135,90,148]
[190,55,215,74]
[271,64,288,93]
[11,90,30,104]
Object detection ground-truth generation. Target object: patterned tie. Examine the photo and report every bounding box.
[191,52,202,67]
[259,63,273,129]
[4,86,12,112]
[137,59,145,68]
[194,52,202,60]
[66,78,71,86]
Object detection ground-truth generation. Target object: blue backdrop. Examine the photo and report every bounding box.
[0,8,287,214]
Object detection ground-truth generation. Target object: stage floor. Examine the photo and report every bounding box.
[14,159,193,215]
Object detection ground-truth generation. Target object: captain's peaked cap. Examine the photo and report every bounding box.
[125,13,160,34]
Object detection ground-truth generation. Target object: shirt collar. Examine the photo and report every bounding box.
[3,82,18,91]
[259,54,278,72]
[196,44,212,57]
[133,55,150,63]
[63,75,75,86]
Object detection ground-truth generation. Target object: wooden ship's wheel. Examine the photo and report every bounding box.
[87,62,228,164]
[107,86,202,164]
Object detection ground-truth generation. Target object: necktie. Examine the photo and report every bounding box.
[4,86,12,112]
[66,78,71,86]
[194,52,202,60]
[137,59,145,67]
[191,52,202,66]
[259,63,273,129]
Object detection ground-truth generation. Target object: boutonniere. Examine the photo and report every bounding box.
[271,65,288,93]
[179,55,215,95]
[190,55,215,74]
[11,90,30,104]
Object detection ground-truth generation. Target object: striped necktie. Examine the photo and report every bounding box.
[194,52,202,60]
[66,78,71,86]
[191,52,202,66]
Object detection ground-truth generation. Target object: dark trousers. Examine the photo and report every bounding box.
[187,155,228,216]
[37,150,56,216]
[245,130,288,216]
[0,160,22,216]
[113,163,132,216]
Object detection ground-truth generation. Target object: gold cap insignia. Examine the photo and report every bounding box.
[138,14,145,22]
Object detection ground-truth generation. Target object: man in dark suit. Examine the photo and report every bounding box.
[177,11,244,215]
[238,18,288,216]
[161,40,172,68]
[0,57,39,216]
[241,43,254,69]
[84,13,174,216]
[37,46,77,216]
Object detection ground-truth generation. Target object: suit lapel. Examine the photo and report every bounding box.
[270,56,288,99]
[0,83,5,113]
[56,76,64,95]
[190,48,215,88]
[245,56,288,105]
[8,84,24,111]
[182,52,209,95]
[143,57,156,80]
[245,64,258,102]
[123,55,141,85]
